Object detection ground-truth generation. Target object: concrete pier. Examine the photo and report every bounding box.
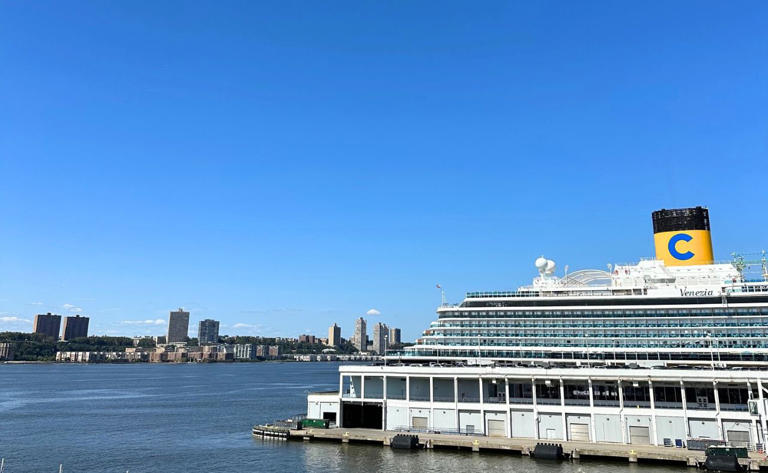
[288,428,768,470]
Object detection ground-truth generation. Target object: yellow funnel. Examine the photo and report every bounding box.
[652,207,714,266]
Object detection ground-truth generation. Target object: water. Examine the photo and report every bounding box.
[0,362,686,472]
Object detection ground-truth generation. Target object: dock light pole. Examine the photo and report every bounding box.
[384,334,388,367]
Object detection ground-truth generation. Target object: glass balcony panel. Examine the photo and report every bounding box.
[457,378,480,403]
[433,378,455,402]
[342,375,362,399]
[409,377,431,401]
[386,377,407,400]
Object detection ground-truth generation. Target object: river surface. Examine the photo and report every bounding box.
[1,362,686,472]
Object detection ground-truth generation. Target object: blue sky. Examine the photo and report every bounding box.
[1,1,766,341]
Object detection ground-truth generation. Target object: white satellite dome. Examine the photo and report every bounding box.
[545,259,556,275]
[535,257,548,270]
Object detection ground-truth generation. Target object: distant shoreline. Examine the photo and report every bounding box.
[1,359,352,365]
[3,360,53,364]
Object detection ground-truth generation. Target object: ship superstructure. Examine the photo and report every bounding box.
[406,257,768,367]
[307,207,768,449]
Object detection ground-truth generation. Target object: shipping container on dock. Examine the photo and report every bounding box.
[301,418,330,429]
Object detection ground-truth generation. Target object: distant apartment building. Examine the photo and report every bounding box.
[167,308,190,343]
[234,343,257,360]
[33,313,62,339]
[198,319,220,345]
[132,336,155,346]
[388,327,401,345]
[372,322,388,354]
[253,345,280,358]
[0,342,14,361]
[353,317,367,352]
[327,323,341,346]
[298,334,316,344]
[61,315,89,340]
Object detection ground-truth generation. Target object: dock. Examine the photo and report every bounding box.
[283,428,768,470]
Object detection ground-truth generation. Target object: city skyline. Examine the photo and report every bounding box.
[12,307,405,346]
[2,2,767,341]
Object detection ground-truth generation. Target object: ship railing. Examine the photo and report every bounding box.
[409,394,430,401]
[563,399,591,406]
[391,425,485,436]
[719,404,749,412]
[654,401,683,409]
[593,399,621,407]
[535,398,561,405]
[483,395,506,404]
[267,414,308,430]
[342,389,361,399]
[456,395,480,403]
[465,291,536,299]
[508,397,534,404]
[432,395,456,402]
[729,284,768,293]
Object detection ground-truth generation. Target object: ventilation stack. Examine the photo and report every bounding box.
[652,207,714,266]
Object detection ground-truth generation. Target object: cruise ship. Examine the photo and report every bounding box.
[307,207,768,448]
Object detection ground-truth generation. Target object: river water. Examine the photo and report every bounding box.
[0,362,686,472]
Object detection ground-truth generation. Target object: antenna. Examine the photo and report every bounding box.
[732,252,746,275]
[436,284,446,306]
[730,252,768,280]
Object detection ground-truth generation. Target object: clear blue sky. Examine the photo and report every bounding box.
[1,1,766,341]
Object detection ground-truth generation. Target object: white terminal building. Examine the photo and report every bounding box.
[307,207,768,448]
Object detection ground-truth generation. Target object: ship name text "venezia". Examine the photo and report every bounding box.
[680,287,718,297]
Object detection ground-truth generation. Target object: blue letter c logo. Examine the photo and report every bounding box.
[668,233,694,260]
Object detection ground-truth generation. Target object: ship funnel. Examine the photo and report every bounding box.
[652,207,714,266]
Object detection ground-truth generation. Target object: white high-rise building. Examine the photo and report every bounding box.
[353,317,367,352]
[372,322,388,354]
